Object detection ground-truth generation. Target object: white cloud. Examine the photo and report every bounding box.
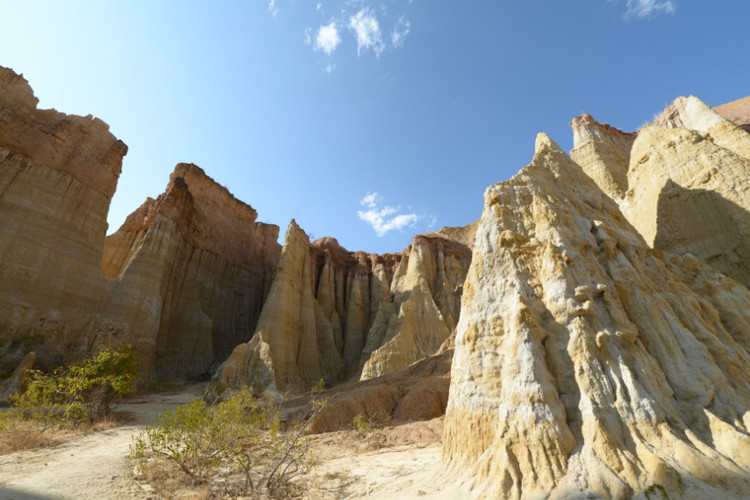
[268,0,278,18]
[361,192,379,208]
[315,22,341,55]
[623,0,676,18]
[391,16,410,48]
[349,9,385,57]
[357,192,424,237]
[316,2,322,11]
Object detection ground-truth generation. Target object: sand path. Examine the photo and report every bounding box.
[0,384,206,500]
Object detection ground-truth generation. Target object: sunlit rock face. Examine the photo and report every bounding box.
[571,96,750,290]
[101,164,281,377]
[443,133,750,499]
[0,66,281,378]
[214,220,475,393]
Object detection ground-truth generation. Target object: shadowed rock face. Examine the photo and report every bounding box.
[443,134,750,499]
[101,164,281,377]
[0,67,128,374]
[213,220,474,393]
[571,96,750,291]
[0,67,280,378]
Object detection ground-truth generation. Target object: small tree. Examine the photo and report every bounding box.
[9,344,137,428]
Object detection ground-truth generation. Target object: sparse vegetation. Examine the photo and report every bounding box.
[352,414,371,434]
[130,385,327,498]
[644,484,670,500]
[0,345,137,453]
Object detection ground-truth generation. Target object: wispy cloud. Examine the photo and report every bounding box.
[268,0,279,19]
[622,0,676,18]
[357,192,429,237]
[315,22,341,56]
[349,8,385,57]
[391,16,410,48]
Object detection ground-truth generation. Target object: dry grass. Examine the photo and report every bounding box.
[0,410,129,455]
[137,460,212,500]
[135,457,308,500]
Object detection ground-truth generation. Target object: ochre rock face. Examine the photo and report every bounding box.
[443,134,750,499]
[359,233,472,379]
[215,220,474,392]
[570,113,636,201]
[101,164,281,377]
[0,66,280,378]
[571,96,750,291]
[0,67,128,373]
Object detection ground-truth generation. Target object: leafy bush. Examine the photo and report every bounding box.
[8,344,137,428]
[130,386,326,497]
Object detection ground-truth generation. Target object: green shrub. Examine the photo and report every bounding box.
[8,344,137,428]
[352,413,371,434]
[644,484,670,500]
[130,386,326,496]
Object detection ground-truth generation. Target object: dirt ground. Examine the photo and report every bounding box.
[0,385,205,500]
[0,385,449,500]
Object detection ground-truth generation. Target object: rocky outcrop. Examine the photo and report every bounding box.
[214,220,474,393]
[101,164,281,377]
[570,114,637,200]
[359,233,472,379]
[0,67,128,374]
[443,133,750,499]
[571,96,750,290]
[623,98,750,290]
[292,332,454,434]
[0,67,281,378]
[715,95,750,133]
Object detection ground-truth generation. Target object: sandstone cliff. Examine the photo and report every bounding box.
[571,96,750,290]
[214,220,473,392]
[0,67,280,378]
[101,164,281,377]
[443,133,750,499]
[0,67,128,374]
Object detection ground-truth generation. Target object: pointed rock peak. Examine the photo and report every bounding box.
[570,113,636,138]
[167,163,258,222]
[284,219,311,246]
[534,132,563,155]
[649,95,724,131]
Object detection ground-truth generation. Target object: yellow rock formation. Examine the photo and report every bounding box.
[443,133,750,499]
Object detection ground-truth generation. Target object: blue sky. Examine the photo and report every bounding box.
[1,1,748,253]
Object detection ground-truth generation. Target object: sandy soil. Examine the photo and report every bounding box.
[0,386,449,500]
[0,384,206,500]
[303,417,448,499]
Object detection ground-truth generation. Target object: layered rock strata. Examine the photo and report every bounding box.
[214,220,473,392]
[0,67,281,378]
[571,96,750,290]
[443,133,750,499]
[0,67,128,374]
[101,164,281,377]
